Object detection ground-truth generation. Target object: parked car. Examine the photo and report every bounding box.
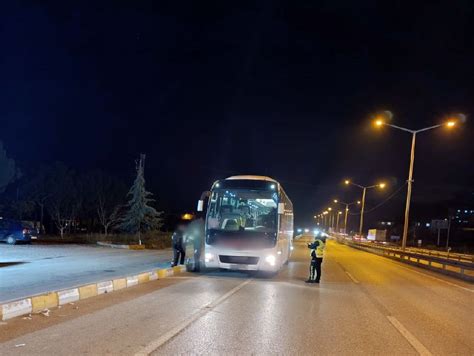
[0,218,34,244]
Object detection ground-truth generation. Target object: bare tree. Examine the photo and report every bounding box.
[97,202,121,236]
[0,141,17,193]
[85,170,126,235]
[44,163,77,238]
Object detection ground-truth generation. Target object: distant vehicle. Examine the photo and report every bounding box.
[191,175,294,273]
[0,218,34,244]
[367,229,387,242]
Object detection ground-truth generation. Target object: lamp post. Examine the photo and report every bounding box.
[336,211,342,233]
[327,207,334,231]
[323,211,329,229]
[344,180,385,237]
[334,199,361,234]
[374,112,462,250]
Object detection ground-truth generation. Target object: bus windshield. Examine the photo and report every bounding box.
[206,188,278,234]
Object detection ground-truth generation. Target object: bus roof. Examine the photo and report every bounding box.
[225,175,278,183]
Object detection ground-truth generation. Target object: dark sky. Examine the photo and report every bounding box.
[1,1,473,227]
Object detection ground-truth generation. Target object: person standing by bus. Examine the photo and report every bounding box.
[171,224,186,266]
[305,236,325,283]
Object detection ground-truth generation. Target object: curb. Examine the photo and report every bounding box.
[96,242,146,250]
[0,265,186,321]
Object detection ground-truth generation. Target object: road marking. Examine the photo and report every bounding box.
[134,279,252,356]
[387,316,433,356]
[345,271,359,284]
[340,241,474,293]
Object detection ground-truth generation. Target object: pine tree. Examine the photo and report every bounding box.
[119,154,163,244]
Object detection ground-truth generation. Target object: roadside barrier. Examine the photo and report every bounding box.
[0,265,186,321]
[334,236,474,282]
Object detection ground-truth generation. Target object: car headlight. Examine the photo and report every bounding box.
[265,255,276,266]
[205,252,214,262]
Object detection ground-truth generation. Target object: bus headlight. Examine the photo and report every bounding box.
[205,253,214,262]
[265,255,276,266]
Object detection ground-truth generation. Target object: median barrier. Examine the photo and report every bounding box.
[0,265,187,321]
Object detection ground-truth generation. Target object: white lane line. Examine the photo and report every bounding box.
[386,260,474,293]
[345,271,359,284]
[134,279,252,356]
[343,241,473,293]
[387,316,433,356]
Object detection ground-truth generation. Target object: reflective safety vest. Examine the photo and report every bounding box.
[310,239,325,258]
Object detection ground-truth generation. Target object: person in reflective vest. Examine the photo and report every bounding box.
[305,237,325,283]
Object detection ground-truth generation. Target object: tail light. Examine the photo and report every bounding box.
[22,228,30,235]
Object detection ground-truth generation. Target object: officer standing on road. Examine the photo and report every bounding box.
[305,235,325,283]
[171,224,186,266]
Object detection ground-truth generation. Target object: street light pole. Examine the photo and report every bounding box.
[344,204,349,233]
[345,181,384,237]
[336,211,342,233]
[402,132,416,250]
[359,187,367,237]
[374,114,461,251]
[334,199,360,234]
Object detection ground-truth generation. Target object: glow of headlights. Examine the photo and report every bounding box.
[205,252,213,262]
[265,255,276,266]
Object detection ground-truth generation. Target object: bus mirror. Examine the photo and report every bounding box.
[278,203,285,214]
[197,200,204,212]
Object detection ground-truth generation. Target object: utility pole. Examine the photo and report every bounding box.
[136,154,146,246]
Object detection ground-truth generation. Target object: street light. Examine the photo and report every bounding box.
[373,111,464,250]
[323,211,329,228]
[336,211,342,232]
[345,179,386,237]
[334,199,361,234]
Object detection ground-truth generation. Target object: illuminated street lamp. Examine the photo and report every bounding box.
[323,211,329,228]
[345,179,386,237]
[327,207,336,229]
[334,199,361,234]
[373,111,464,250]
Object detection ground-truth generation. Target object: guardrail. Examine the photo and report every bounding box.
[334,236,474,283]
[354,242,474,263]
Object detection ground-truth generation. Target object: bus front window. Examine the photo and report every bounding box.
[207,189,278,235]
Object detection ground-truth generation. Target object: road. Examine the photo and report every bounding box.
[0,238,473,355]
[0,244,172,302]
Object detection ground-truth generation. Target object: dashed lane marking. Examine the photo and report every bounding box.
[134,279,252,356]
[345,271,360,284]
[387,316,433,356]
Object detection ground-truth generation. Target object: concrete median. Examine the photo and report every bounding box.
[0,265,187,321]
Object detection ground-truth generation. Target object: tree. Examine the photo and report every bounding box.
[23,166,52,233]
[44,163,78,238]
[86,170,126,235]
[119,154,163,244]
[0,141,17,193]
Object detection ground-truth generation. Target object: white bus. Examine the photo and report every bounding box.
[193,175,294,273]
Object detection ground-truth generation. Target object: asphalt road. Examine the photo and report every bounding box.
[0,244,172,302]
[0,238,473,355]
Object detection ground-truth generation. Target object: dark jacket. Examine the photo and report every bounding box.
[172,231,184,250]
[308,240,320,260]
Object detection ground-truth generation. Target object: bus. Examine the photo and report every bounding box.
[190,175,294,273]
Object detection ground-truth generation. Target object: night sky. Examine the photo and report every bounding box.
[1,1,473,227]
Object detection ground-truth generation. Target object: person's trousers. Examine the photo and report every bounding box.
[173,248,186,266]
[309,258,323,281]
